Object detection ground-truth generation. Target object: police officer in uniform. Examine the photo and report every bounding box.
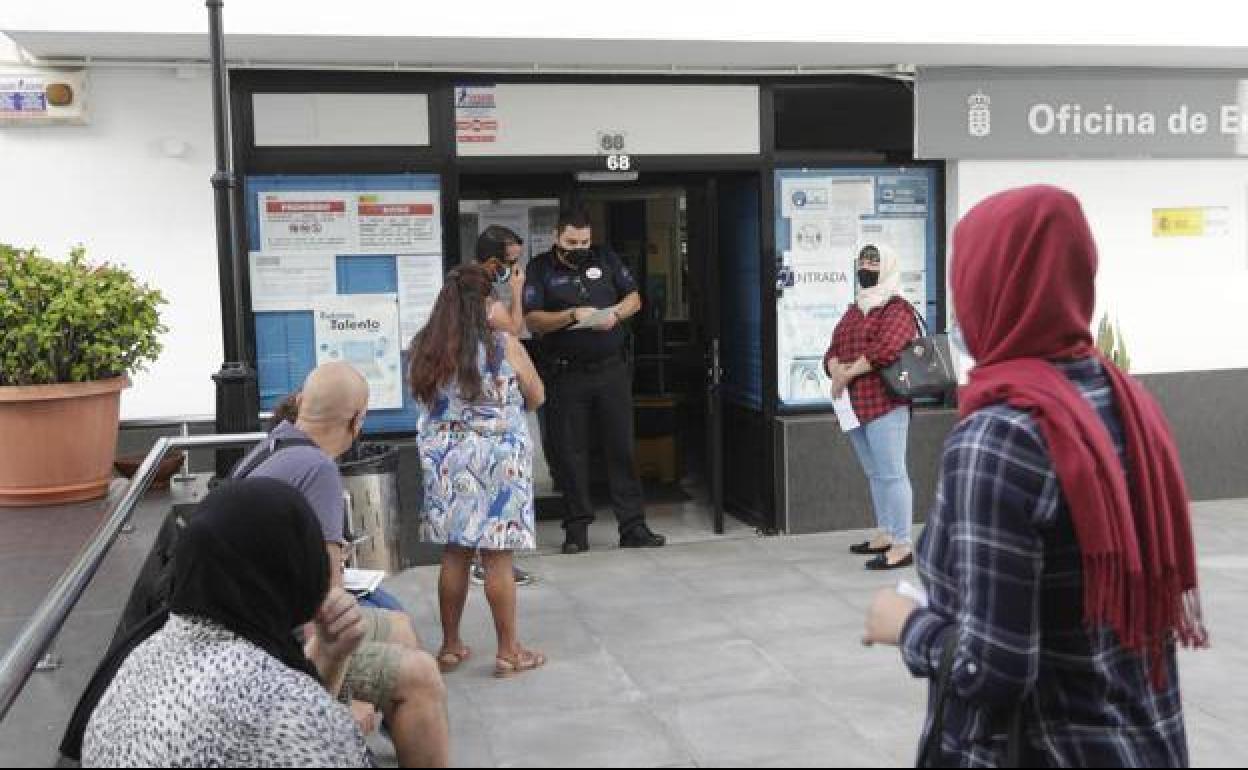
[524,207,666,554]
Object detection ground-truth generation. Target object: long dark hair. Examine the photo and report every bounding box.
[409,263,503,406]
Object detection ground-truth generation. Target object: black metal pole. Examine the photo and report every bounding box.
[207,0,259,478]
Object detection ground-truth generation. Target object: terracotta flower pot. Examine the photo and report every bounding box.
[0,377,129,507]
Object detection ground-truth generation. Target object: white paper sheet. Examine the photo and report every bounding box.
[570,307,615,330]
[832,391,860,432]
[396,254,445,346]
[344,568,386,595]
[248,252,337,312]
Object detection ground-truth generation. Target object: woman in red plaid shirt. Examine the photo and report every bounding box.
[825,243,920,570]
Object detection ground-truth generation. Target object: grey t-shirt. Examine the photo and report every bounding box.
[237,422,346,545]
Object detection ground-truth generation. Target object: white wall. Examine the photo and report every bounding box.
[0,33,22,63]
[955,160,1248,375]
[0,56,223,419]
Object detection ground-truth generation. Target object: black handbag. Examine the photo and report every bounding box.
[881,306,957,400]
[917,640,1025,768]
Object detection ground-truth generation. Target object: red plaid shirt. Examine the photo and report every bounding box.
[824,296,918,425]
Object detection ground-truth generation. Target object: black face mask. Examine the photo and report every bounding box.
[858,269,880,289]
[559,247,593,265]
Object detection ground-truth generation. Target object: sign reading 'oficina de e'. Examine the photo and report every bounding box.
[916,68,1248,159]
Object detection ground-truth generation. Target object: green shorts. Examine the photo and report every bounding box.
[345,608,405,707]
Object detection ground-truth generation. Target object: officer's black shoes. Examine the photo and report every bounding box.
[562,528,590,555]
[561,540,590,555]
[619,525,667,549]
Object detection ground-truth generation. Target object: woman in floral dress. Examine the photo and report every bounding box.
[409,263,547,678]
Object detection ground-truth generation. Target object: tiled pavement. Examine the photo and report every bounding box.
[378,498,1248,768]
[2,487,1245,767]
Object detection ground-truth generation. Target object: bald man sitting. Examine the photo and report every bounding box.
[231,362,450,768]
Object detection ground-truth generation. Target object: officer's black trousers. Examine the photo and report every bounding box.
[547,358,646,536]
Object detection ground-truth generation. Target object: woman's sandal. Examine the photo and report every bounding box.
[437,646,472,673]
[494,649,547,678]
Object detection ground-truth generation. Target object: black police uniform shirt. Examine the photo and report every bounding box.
[523,247,639,364]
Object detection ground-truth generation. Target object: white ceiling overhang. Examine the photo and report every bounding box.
[8,30,1248,73]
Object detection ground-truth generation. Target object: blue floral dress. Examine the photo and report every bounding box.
[417,336,536,551]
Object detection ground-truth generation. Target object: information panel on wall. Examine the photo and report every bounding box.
[246,174,444,433]
[775,167,939,410]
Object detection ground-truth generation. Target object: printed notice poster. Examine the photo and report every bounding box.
[1152,206,1231,238]
[259,193,354,253]
[455,85,499,144]
[248,174,444,434]
[248,252,336,312]
[314,295,404,410]
[475,204,532,264]
[859,217,929,313]
[396,254,445,346]
[358,193,440,252]
[260,190,441,254]
[776,168,937,408]
[528,206,559,259]
[0,76,49,117]
[777,175,872,406]
[462,199,561,264]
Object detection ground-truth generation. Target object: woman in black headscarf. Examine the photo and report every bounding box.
[78,478,371,768]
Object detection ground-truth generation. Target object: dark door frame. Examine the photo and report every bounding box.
[455,167,761,533]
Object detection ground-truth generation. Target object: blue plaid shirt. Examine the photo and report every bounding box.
[901,357,1189,768]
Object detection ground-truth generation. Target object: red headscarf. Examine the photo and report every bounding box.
[953,185,1207,684]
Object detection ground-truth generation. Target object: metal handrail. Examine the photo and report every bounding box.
[118,415,216,429]
[0,432,268,725]
[120,413,274,429]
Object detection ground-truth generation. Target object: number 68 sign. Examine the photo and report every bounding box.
[605,154,632,171]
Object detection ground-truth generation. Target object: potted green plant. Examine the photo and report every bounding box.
[1096,314,1131,373]
[0,244,166,506]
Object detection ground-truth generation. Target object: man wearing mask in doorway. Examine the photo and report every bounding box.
[524,206,666,554]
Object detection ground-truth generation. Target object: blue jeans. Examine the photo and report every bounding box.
[846,406,914,547]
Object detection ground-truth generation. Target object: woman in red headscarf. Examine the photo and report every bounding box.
[863,186,1207,767]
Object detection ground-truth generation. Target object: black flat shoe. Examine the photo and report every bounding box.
[865,553,914,571]
[850,541,892,556]
[562,539,590,555]
[620,525,667,549]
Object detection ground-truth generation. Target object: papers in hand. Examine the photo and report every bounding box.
[344,568,385,596]
[832,391,860,432]
[570,307,615,330]
[896,579,929,609]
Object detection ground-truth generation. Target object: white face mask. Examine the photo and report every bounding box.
[950,323,976,385]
